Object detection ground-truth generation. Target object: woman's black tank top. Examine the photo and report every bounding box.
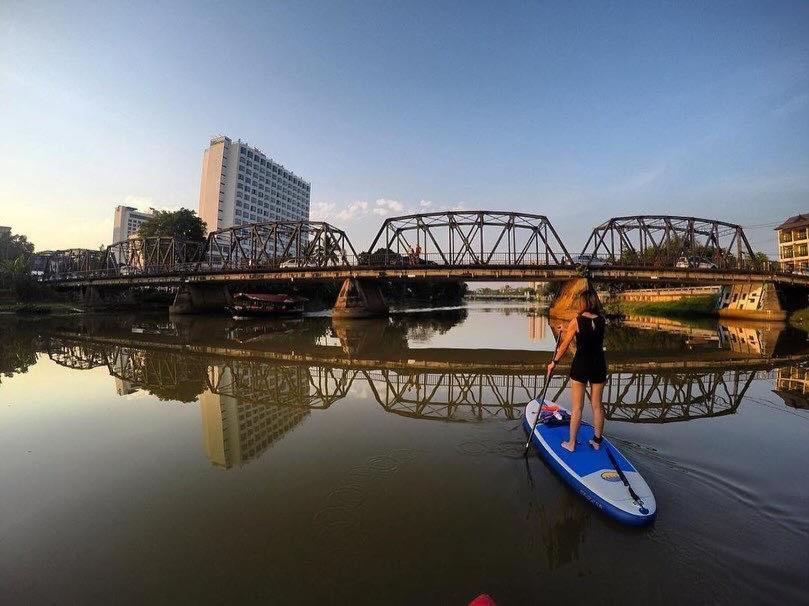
[575,314,606,358]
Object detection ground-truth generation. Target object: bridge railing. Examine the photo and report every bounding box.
[357,251,574,268]
[572,252,793,273]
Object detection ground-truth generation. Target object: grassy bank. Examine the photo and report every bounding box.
[610,295,718,319]
[0,302,84,315]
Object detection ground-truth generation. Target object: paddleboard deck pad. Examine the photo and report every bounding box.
[523,399,656,526]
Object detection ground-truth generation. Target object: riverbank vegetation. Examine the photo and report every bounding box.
[137,208,207,243]
[607,295,718,319]
[0,227,67,306]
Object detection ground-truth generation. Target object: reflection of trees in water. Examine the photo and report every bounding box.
[0,321,38,384]
[330,318,408,356]
[107,347,208,403]
[390,307,469,343]
[330,309,467,355]
[72,314,335,350]
[170,315,333,348]
[108,344,207,402]
[604,324,693,353]
[551,317,720,354]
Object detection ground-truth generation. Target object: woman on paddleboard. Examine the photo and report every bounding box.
[546,288,607,452]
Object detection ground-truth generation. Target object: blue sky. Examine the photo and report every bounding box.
[1,1,808,254]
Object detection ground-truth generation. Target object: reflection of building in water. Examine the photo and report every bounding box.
[773,366,809,409]
[718,322,782,356]
[622,315,786,357]
[115,377,137,396]
[200,365,310,469]
[528,314,546,341]
[111,347,139,395]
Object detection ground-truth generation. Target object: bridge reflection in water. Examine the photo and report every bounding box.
[43,333,802,469]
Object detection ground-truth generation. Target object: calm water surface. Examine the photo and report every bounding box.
[1,303,808,605]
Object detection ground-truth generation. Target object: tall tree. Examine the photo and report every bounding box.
[0,230,34,262]
[137,208,207,242]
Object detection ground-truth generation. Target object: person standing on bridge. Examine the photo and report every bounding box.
[547,288,607,452]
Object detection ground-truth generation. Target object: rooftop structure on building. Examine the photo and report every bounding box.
[775,214,809,231]
[112,206,155,244]
[198,135,311,236]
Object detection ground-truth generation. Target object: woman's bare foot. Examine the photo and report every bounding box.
[561,440,575,452]
[589,438,601,450]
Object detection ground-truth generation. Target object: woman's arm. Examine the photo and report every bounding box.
[547,317,578,375]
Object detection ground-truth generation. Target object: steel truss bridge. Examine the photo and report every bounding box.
[37,212,809,288]
[45,337,774,424]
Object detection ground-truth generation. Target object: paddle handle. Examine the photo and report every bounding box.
[523,369,553,455]
[523,330,562,456]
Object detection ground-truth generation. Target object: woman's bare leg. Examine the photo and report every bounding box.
[588,382,605,449]
[562,379,585,452]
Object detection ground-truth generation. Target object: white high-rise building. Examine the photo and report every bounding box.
[198,136,311,234]
[112,206,155,243]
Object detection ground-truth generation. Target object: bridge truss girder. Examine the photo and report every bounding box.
[46,342,107,370]
[203,221,358,270]
[365,211,573,267]
[42,248,106,280]
[581,215,758,268]
[43,221,357,281]
[103,237,206,276]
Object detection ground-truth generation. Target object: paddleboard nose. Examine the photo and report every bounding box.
[468,594,497,606]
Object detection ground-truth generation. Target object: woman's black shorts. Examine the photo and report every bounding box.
[570,354,607,385]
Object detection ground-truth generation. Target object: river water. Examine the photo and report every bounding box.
[1,303,808,604]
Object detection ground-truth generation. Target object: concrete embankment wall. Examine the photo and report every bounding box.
[613,286,721,303]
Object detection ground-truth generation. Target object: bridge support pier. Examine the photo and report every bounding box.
[716,282,805,321]
[549,277,598,320]
[332,278,389,319]
[170,283,232,314]
[81,286,134,310]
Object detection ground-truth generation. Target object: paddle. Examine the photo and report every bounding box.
[523,331,562,457]
[604,443,648,512]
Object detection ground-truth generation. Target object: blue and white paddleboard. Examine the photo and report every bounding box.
[523,399,656,526]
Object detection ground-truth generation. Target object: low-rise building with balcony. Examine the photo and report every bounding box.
[776,214,809,270]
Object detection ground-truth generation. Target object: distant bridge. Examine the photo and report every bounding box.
[37,212,808,287]
[33,211,809,318]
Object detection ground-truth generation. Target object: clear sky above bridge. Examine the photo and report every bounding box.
[1,1,808,255]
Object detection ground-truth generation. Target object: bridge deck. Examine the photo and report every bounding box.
[46,264,809,288]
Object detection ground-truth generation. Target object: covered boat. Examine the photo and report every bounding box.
[227,293,306,319]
